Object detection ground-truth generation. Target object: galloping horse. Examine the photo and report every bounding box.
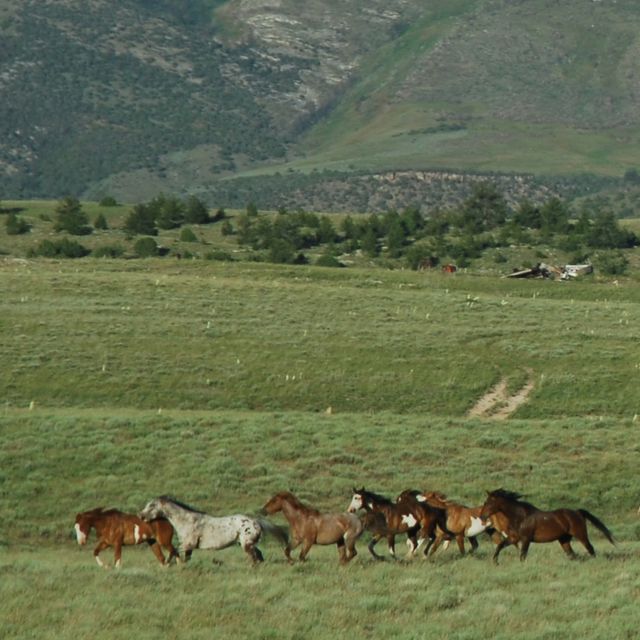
[395,490,453,556]
[416,491,491,555]
[74,507,178,568]
[480,489,615,562]
[347,488,420,560]
[139,496,287,565]
[262,491,364,564]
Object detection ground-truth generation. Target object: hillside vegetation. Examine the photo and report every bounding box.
[4,0,640,209]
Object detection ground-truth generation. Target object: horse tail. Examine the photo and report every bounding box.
[256,518,289,548]
[578,509,615,545]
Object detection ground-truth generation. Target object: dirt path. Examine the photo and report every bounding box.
[468,372,535,420]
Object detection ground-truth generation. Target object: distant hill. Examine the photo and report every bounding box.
[2,0,640,212]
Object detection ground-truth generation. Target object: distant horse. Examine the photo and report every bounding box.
[347,487,420,560]
[416,491,491,555]
[395,490,453,556]
[139,496,288,565]
[74,507,178,568]
[480,489,615,563]
[262,491,364,564]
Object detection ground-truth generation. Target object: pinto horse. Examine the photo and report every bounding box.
[395,490,453,557]
[139,496,288,565]
[480,489,615,563]
[348,488,420,560]
[262,491,364,564]
[416,491,491,555]
[74,507,178,568]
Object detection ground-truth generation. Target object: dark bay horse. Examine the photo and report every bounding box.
[262,491,364,564]
[74,507,178,568]
[395,490,453,557]
[416,491,491,555]
[480,489,615,562]
[348,488,420,560]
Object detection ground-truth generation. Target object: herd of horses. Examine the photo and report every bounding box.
[74,488,616,569]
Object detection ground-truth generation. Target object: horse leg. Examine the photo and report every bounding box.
[368,535,385,561]
[519,537,531,561]
[558,534,578,559]
[468,536,479,554]
[573,527,596,557]
[298,539,313,562]
[284,537,301,564]
[492,537,511,564]
[455,533,466,555]
[336,538,348,565]
[93,540,110,568]
[405,533,419,558]
[244,543,264,565]
[177,548,193,564]
[148,541,167,565]
[164,541,179,565]
[113,539,124,568]
[386,534,397,560]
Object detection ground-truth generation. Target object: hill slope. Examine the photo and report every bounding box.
[2,0,640,205]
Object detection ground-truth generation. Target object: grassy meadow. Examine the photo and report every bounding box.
[1,256,639,638]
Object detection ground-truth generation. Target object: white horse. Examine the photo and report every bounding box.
[139,496,287,564]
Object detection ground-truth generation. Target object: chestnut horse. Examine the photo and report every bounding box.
[262,491,364,564]
[480,489,615,563]
[417,491,491,555]
[74,507,178,568]
[395,490,453,557]
[347,488,420,560]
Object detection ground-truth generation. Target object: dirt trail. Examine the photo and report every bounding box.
[468,372,535,420]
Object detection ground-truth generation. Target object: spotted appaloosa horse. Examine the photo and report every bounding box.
[139,496,288,565]
[348,488,420,560]
[480,489,615,563]
[416,491,491,555]
[74,507,178,568]
[262,491,364,564]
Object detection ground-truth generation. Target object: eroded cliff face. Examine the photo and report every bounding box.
[215,0,420,125]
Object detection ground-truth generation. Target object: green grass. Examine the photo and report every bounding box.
[1,410,639,639]
[1,258,640,638]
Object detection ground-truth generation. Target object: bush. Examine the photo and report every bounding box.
[180,227,198,242]
[134,237,159,257]
[98,196,118,207]
[93,244,124,258]
[29,238,90,258]
[5,213,30,235]
[53,196,92,235]
[184,196,210,224]
[123,204,157,236]
[205,249,234,261]
[594,250,629,276]
[94,213,109,230]
[315,254,343,268]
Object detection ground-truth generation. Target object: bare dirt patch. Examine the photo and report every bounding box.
[468,372,535,420]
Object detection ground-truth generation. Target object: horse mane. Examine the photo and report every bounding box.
[158,495,206,514]
[489,488,537,510]
[357,488,393,506]
[276,491,321,516]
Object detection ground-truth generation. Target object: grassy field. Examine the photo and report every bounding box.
[1,257,639,638]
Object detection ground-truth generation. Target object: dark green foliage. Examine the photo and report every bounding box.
[594,250,629,275]
[123,204,158,236]
[268,239,297,264]
[93,213,108,230]
[205,249,234,261]
[29,237,90,258]
[180,227,198,242]
[361,225,379,257]
[133,236,159,257]
[153,195,185,230]
[92,244,124,258]
[246,202,258,217]
[585,211,638,249]
[53,197,92,235]
[315,253,343,268]
[98,196,118,207]
[5,212,30,235]
[220,219,234,236]
[458,182,508,233]
[184,196,210,224]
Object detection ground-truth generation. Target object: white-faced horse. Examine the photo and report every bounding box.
[139,496,287,565]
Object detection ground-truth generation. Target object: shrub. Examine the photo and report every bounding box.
[29,238,90,258]
[53,196,92,235]
[123,204,157,236]
[594,250,629,276]
[180,227,198,242]
[134,237,159,257]
[315,254,343,268]
[93,244,124,258]
[5,212,30,235]
[184,196,210,224]
[205,249,234,261]
[98,196,118,207]
[94,213,108,230]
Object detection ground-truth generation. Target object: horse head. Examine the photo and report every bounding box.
[347,488,367,513]
[139,497,165,521]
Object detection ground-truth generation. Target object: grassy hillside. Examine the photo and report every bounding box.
[1,258,639,638]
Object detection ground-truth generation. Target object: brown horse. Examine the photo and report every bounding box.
[348,488,420,560]
[417,491,492,555]
[395,490,453,556]
[74,507,178,568]
[480,489,615,563]
[262,491,364,564]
